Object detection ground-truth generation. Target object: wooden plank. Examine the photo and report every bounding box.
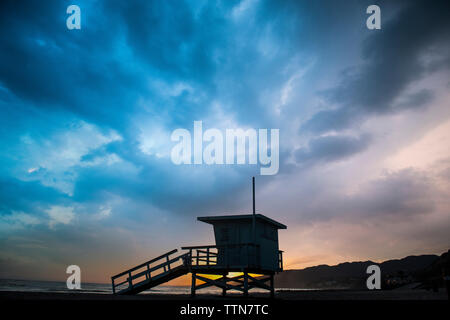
[146,255,181,274]
[111,249,178,279]
[129,255,182,281]
[117,265,189,295]
[128,271,132,287]
[196,250,217,256]
[182,245,217,250]
[248,275,271,291]
[114,279,130,287]
[278,251,283,270]
[195,274,244,292]
[182,243,259,250]
[194,258,217,263]
[223,274,244,281]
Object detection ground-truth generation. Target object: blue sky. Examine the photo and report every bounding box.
[1,0,449,283]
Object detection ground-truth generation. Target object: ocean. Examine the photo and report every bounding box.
[0,278,276,295]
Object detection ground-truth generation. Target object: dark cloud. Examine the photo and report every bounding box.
[1,0,447,218]
[0,0,150,131]
[0,177,69,215]
[295,168,435,223]
[295,134,371,165]
[395,89,434,110]
[351,169,435,218]
[300,108,362,135]
[1,0,448,214]
[302,0,450,134]
[109,1,219,82]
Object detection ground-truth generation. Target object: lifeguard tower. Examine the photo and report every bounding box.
[111,178,287,297]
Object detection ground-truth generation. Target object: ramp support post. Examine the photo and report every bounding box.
[191,272,196,297]
[270,273,274,298]
[222,272,227,296]
[244,272,249,296]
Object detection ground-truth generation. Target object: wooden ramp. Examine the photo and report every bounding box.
[111,249,190,295]
[112,244,283,296]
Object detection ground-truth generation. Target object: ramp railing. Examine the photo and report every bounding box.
[111,249,189,294]
[181,243,260,269]
[278,250,283,271]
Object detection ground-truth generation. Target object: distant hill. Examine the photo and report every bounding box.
[415,249,450,288]
[275,254,441,289]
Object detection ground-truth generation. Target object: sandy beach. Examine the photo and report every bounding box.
[1,289,447,301]
[2,289,447,319]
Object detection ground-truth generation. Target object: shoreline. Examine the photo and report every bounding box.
[1,289,447,301]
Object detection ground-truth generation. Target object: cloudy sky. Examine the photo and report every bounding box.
[0,0,449,284]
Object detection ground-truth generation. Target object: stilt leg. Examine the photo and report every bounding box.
[244,272,249,297]
[270,273,274,298]
[191,273,196,297]
[222,273,227,297]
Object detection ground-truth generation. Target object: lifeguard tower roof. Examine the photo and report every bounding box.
[198,214,287,229]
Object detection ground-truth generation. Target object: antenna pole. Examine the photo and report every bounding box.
[252,176,255,215]
[252,177,256,247]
